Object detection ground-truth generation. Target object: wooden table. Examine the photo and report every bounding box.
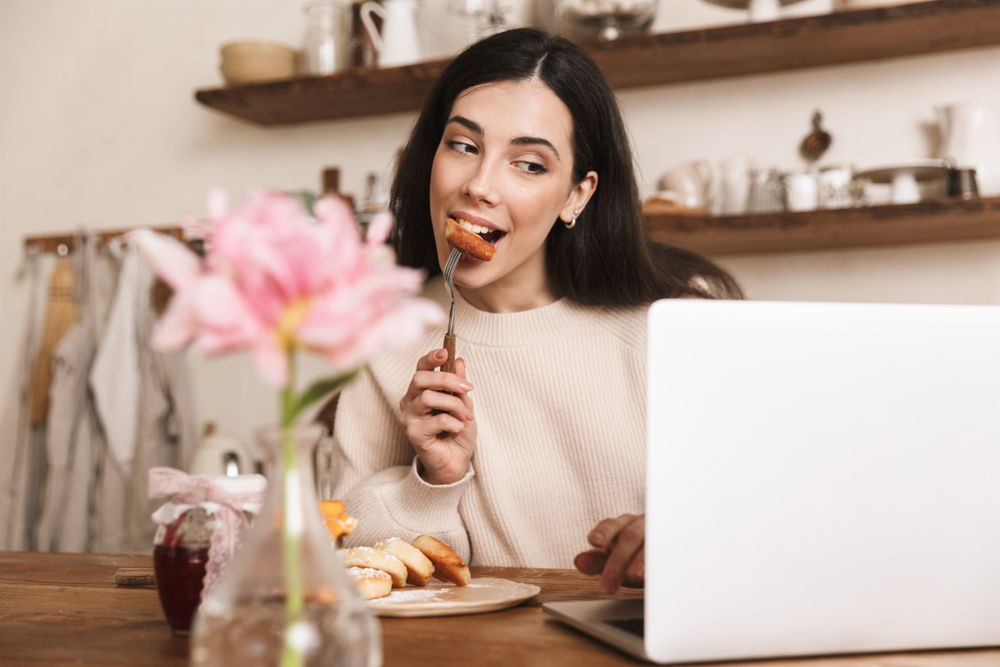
[2,551,999,667]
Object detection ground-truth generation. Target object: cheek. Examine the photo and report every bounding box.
[429,157,445,209]
[430,152,462,208]
[509,183,567,238]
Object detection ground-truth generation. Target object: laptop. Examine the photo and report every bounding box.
[544,299,1000,664]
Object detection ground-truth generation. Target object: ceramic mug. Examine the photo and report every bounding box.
[784,173,819,212]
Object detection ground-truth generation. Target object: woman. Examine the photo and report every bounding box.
[331,28,742,593]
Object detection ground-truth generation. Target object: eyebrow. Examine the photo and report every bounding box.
[446,116,562,161]
[510,136,561,161]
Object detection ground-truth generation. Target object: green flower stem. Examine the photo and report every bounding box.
[280,358,304,667]
[276,352,355,667]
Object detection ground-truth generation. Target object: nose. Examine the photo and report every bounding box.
[462,157,499,206]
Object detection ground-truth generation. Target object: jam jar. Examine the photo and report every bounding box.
[151,474,265,636]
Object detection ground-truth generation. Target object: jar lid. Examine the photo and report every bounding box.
[197,474,267,495]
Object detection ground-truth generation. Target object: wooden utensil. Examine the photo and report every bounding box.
[115,568,156,586]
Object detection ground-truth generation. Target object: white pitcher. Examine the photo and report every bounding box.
[360,0,422,68]
[936,102,1000,196]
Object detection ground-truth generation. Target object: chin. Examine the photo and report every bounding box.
[453,265,499,291]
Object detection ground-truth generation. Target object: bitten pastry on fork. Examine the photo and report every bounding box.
[444,216,497,262]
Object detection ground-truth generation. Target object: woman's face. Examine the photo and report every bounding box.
[429,78,596,311]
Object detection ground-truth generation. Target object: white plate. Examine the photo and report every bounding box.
[367,577,541,618]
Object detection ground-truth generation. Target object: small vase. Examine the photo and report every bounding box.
[190,424,381,667]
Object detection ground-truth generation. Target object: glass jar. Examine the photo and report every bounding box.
[555,0,657,41]
[303,0,348,75]
[151,474,266,636]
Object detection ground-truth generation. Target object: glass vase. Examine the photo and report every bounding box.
[190,424,382,667]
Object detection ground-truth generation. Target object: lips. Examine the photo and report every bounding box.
[454,218,504,245]
[449,213,506,246]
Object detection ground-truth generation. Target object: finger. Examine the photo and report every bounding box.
[454,358,475,416]
[587,514,638,550]
[574,549,609,577]
[411,363,473,394]
[416,349,448,372]
[410,389,473,421]
[599,518,645,594]
[409,412,467,444]
[401,369,474,409]
[622,546,644,588]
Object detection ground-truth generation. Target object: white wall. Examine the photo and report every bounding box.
[3,0,999,449]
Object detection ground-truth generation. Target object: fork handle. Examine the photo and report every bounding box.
[435,334,459,438]
[442,334,457,376]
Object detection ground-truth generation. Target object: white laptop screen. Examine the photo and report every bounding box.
[644,300,1000,664]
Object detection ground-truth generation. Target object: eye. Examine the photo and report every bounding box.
[445,140,478,155]
[513,160,548,175]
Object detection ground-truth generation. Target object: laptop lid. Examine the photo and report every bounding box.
[645,299,1000,664]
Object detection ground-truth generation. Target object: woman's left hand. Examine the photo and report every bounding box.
[573,513,645,594]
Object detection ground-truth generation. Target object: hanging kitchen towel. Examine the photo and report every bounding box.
[35,232,113,552]
[0,248,49,551]
[123,249,200,552]
[90,244,143,474]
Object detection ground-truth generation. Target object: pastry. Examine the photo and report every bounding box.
[343,546,407,587]
[411,535,471,586]
[348,567,392,600]
[444,217,497,262]
[373,537,436,586]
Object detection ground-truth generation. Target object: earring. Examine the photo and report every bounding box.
[565,210,580,229]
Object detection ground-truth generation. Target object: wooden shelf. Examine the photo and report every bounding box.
[643,197,1000,256]
[195,0,1000,126]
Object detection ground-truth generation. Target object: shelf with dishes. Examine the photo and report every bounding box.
[643,196,1000,256]
[194,0,1000,126]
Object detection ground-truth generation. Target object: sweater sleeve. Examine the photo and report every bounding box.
[330,364,474,562]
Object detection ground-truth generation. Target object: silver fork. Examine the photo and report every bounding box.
[441,247,462,375]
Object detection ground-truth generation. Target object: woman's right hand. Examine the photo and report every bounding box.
[398,348,477,485]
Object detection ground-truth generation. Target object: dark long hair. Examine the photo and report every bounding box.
[389,28,743,303]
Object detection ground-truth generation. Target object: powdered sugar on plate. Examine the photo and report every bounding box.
[368,587,446,603]
[365,578,541,618]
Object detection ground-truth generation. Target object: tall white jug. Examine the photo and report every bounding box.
[360,0,422,68]
[936,102,1000,196]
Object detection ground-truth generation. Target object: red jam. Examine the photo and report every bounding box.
[153,542,209,635]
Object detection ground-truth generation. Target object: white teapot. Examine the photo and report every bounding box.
[936,102,1000,196]
[360,0,422,68]
[188,433,256,477]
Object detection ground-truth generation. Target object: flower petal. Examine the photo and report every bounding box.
[207,188,228,219]
[192,275,262,352]
[251,338,289,387]
[150,290,199,351]
[366,211,393,246]
[129,229,201,291]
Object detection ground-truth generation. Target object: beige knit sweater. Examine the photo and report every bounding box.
[331,276,648,569]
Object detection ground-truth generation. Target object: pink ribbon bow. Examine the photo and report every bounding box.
[148,467,265,597]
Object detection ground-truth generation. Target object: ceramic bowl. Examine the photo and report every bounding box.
[219,41,298,86]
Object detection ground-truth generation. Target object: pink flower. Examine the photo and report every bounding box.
[131,190,444,387]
